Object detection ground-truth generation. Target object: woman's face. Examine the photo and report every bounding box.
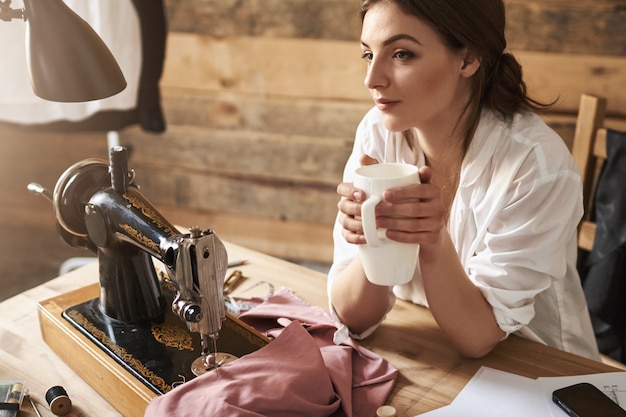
[361,1,477,133]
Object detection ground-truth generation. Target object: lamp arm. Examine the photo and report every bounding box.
[0,0,25,21]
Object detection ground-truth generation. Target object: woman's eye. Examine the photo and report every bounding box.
[394,50,414,61]
[361,51,373,61]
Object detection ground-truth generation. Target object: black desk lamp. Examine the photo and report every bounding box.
[0,0,127,102]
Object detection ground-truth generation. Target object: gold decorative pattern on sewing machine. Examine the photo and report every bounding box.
[66,309,171,393]
[123,191,177,236]
[119,223,160,253]
[151,323,194,351]
[222,316,268,347]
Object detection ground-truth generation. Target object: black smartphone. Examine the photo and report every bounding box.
[552,382,626,417]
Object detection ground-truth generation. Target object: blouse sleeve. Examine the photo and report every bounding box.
[467,144,583,336]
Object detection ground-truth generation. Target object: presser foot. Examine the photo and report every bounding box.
[191,352,237,376]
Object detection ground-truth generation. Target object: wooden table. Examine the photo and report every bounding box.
[0,241,619,417]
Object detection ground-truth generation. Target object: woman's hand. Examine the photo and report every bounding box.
[336,155,379,244]
[336,160,447,246]
[380,165,447,245]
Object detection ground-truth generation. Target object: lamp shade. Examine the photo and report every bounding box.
[24,0,127,102]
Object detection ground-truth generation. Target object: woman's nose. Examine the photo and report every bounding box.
[364,59,388,89]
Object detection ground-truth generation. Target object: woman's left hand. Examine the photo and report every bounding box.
[377,165,447,245]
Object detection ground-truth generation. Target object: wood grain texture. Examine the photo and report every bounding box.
[0,124,108,301]
[0,263,121,417]
[123,125,350,187]
[120,126,345,224]
[157,205,334,263]
[161,33,626,116]
[164,0,362,41]
[38,284,160,417]
[162,89,370,139]
[164,0,626,56]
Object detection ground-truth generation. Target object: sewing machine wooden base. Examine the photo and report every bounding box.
[37,283,269,417]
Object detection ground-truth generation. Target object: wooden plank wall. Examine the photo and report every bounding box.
[0,125,109,300]
[118,0,626,264]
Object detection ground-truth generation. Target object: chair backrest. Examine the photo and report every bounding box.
[571,94,608,252]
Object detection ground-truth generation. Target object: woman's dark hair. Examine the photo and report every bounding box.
[360,0,552,153]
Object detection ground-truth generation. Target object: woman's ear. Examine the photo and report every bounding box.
[460,49,481,77]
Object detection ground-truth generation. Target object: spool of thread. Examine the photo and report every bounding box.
[4,382,24,404]
[6,383,23,404]
[376,405,397,417]
[45,386,72,416]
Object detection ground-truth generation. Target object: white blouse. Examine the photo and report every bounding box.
[328,106,600,361]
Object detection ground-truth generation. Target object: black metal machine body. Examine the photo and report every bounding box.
[29,146,231,378]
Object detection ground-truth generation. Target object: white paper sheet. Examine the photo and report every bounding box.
[418,367,626,417]
[418,366,550,416]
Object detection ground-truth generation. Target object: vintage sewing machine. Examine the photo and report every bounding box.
[28,146,267,403]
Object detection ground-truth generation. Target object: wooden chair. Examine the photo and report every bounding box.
[571,94,626,369]
[571,93,608,253]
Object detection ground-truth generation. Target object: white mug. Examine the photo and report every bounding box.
[354,163,420,286]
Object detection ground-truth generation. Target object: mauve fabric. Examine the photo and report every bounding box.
[144,288,398,417]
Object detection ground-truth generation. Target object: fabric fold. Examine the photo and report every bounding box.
[145,321,341,417]
[238,287,398,417]
[145,287,398,417]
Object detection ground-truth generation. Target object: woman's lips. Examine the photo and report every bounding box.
[375,98,400,111]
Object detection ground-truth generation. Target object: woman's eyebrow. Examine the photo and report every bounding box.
[361,33,423,48]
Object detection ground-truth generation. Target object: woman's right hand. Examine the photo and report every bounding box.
[336,155,379,244]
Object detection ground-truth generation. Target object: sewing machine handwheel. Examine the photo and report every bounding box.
[53,158,110,237]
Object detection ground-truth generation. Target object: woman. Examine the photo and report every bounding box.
[328,0,599,360]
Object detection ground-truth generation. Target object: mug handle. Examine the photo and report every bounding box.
[361,195,382,247]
